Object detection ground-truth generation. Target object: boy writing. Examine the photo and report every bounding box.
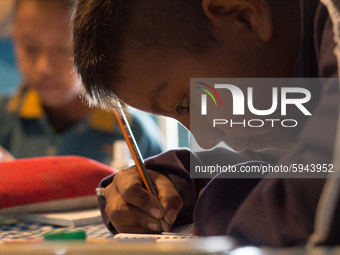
[72,0,340,246]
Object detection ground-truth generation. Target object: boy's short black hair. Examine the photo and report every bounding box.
[73,0,215,109]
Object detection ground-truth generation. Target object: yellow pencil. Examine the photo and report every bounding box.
[114,101,157,196]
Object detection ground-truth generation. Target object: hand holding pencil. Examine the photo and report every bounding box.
[104,168,182,233]
[103,102,183,233]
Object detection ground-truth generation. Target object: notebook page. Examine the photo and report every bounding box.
[113,232,202,242]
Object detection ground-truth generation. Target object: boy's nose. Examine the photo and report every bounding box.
[35,51,54,76]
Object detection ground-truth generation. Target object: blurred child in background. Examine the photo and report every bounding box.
[0,0,164,165]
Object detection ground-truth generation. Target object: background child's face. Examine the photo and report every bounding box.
[113,47,294,152]
[12,1,81,108]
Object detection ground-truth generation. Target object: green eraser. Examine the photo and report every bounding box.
[44,230,86,241]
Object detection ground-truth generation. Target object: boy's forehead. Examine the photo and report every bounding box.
[15,0,73,9]
[14,2,72,45]
[14,0,71,19]
[113,52,173,112]
[14,1,71,26]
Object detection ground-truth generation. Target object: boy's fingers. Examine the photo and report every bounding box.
[119,184,165,219]
[106,192,165,233]
[113,168,165,219]
[191,224,202,236]
[151,170,183,225]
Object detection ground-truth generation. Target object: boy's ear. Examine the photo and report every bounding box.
[202,0,273,42]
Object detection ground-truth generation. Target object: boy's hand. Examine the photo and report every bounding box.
[104,167,183,233]
[0,146,15,162]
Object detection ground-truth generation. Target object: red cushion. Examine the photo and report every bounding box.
[0,156,116,214]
